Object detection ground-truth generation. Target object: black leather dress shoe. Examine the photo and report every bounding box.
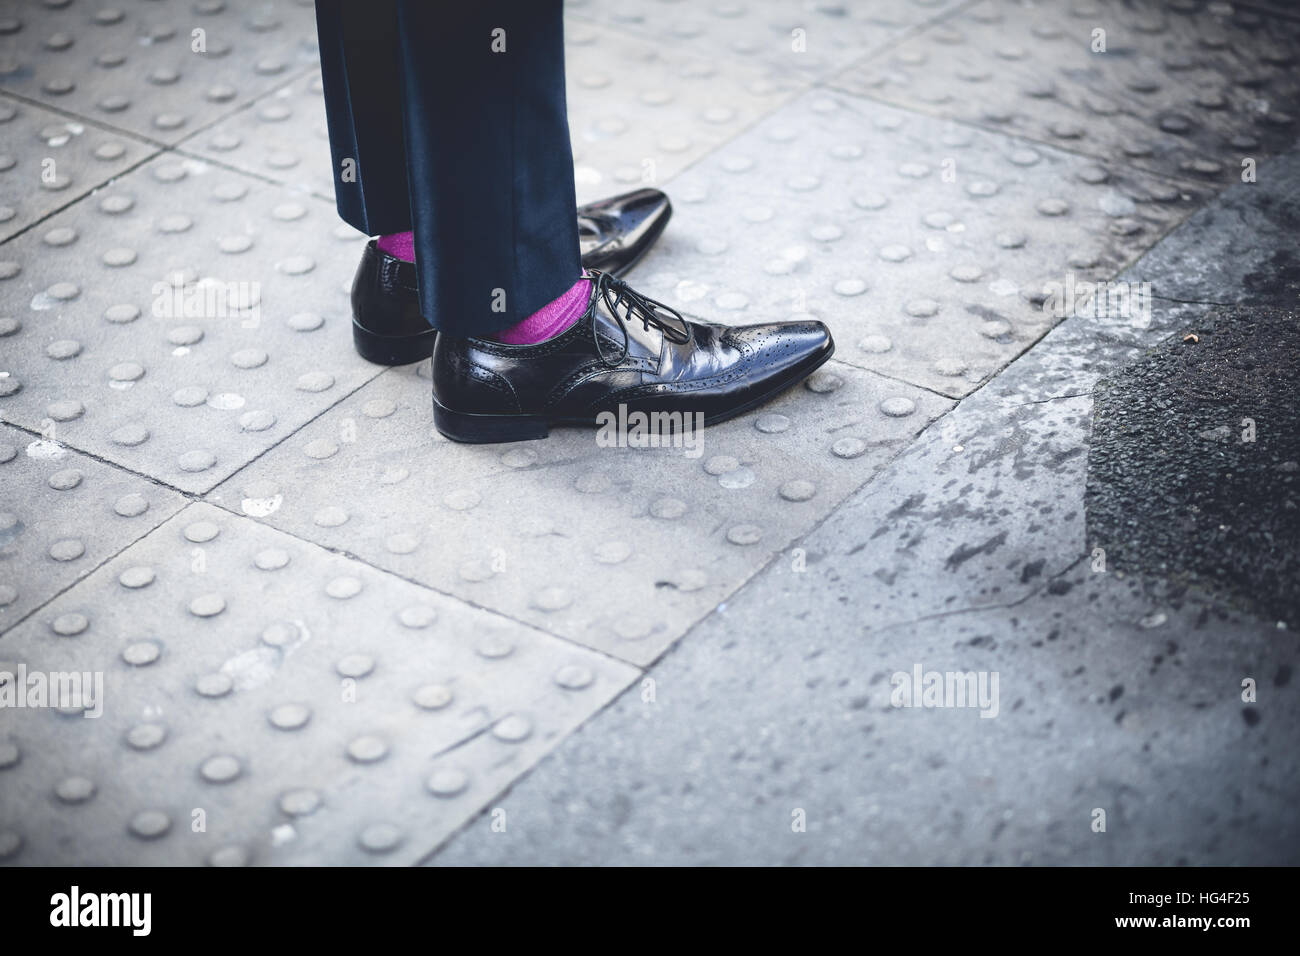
[350,187,672,365]
[431,271,834,443]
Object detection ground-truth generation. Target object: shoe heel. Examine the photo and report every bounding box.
[352,317,437,366]
[432,398,549,444]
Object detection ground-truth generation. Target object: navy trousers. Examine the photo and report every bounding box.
[314,1,582,336]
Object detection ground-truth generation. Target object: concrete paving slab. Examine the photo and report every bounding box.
[430,555,1297,865]
[566,0,966,81]
[0,422,186,630]
[0,0,319,145]
[179,68,333,202]
[0,501,638,865]
[833,0,1300,186]
[206,358,952,666]
[0,93,157,242]
[181,20,807,209]
[630,89,1204,398]
[0,153,380,494]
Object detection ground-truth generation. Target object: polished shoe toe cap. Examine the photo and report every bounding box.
[722,318,835,379]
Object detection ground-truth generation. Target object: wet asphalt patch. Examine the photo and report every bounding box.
[1087,308,1300,625]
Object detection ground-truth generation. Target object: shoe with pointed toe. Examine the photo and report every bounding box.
[430,271,834,444]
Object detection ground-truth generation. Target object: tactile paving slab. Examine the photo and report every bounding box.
[0,93,156,242]
[566,0,965,81]
[0,0,320,146]
[629,89,1203,398]
[181,68,333,202]
[207,359,951,666]
[834,0,1300,185]
[0,422,185,630]
[0,153,379,494]
[0,501,638,865]
[182,20,807,208]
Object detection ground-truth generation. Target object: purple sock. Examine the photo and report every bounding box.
[376,231,415,262]
[493,278,591,345]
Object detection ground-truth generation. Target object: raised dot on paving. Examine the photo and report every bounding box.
[268,704,311,731]
[46,340,81,359]
[593,540,633,564]
[805,371,842,393]
[126,724,168,750]
[346,735,388,763]
[0,832,22,860]
[122,640,162,666]
[114,494,149,518]
[194,674,233,698]
[880,396,918,417]
[254,549,290,571]
[54,776,96,804]
[296,372,334,393]
[358,823,403,853]
[313,506,348,527]
[832,437,868,459]
[0,740,21,769]
[779,479,817,502]
[554,664,595,690]
[650,497,687,519]
[199,755,242,784]
[184,521,220,543]
[324,576,362,599]
[442,488,481,511]
[188,593,227,617]
[304,439,338,460]
[118,566,156,589]
[492,714,533,743]
[384,532,421,554]
[335,654,374,679]
[48,539,85,562]
[178,450,216,472]
[109,425,149,447]
[209,845,250,867]
[279,789,322,817]
[47,468,82,490]
[128,810,171,839]
[425,768,469,797]
[413,684,454,710]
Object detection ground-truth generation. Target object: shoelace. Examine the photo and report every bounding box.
[584,270,691,368]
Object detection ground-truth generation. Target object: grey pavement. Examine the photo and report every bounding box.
[1,0,1297,866]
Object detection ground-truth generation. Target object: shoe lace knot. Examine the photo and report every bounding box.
[585,270,690,368]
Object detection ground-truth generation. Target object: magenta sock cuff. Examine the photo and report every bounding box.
[493,277,591,345]
[376,231,415,262]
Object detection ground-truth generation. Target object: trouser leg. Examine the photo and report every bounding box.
[315,0,581,335]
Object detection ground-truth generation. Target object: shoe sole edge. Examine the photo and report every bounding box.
[433,337,835,444]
